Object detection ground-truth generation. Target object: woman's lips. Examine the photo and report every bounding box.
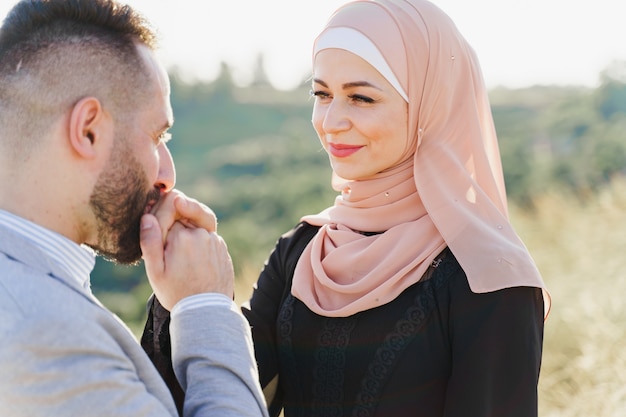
[328,143,363,158]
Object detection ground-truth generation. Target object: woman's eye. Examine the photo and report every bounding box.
[349,94,375,104]
[309,90,374,104]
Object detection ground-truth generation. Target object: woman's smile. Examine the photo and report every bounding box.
[327,143,364,158]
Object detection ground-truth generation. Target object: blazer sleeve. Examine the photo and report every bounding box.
[141,222,317,417]
[170,300,269,417]
[1,267,267,417]
[0,306,179,417]
[442,276,545,417]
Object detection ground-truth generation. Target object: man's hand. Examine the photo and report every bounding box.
[139,190,234,311]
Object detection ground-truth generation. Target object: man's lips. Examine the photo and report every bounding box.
[144,202,155,214]
[144,198,159,214]
[328,143,363,158]
[144,188,162,214]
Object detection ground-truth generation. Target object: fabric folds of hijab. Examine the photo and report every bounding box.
[291,0,550,318]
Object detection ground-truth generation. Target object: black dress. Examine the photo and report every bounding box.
[242,222,544,417]
[142,221,545,417]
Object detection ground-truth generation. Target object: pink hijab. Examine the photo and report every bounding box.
[291,0,550,317]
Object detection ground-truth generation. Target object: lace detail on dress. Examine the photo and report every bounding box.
[353,249,455,417]
[277,293,303,411]
[311,315,358,416]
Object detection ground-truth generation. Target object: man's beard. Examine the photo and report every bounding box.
[88,147,161,265]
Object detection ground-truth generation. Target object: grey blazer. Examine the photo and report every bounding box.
[0,225,267,417]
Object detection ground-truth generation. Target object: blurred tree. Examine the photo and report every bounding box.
[597,61,626,119]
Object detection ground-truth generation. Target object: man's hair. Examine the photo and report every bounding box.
[0,0,159,156]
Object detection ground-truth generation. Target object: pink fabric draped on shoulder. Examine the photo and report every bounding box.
[291,0,550,317]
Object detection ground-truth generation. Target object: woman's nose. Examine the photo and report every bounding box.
[320,100,351,133]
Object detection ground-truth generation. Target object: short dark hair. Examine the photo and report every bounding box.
[0,0,159,154]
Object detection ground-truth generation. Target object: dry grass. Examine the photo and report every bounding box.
[512,178,626,416]
[235,178,626,416]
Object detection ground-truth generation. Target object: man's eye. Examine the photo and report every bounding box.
[310,90,330,99]
[157,132,172,143]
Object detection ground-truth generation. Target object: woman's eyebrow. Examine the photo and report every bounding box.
[342,81,381,90]
[313,78,381,90]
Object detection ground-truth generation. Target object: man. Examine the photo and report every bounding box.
[0,1,267,416]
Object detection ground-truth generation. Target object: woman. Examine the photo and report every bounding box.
[143,0,550,416]
[242,1,550,416]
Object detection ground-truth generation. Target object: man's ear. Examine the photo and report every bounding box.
[68,97,109,159]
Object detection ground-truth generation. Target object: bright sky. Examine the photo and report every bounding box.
[1,0,624,90]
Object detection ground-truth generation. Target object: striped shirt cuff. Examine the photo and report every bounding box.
[171,293,236,317]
